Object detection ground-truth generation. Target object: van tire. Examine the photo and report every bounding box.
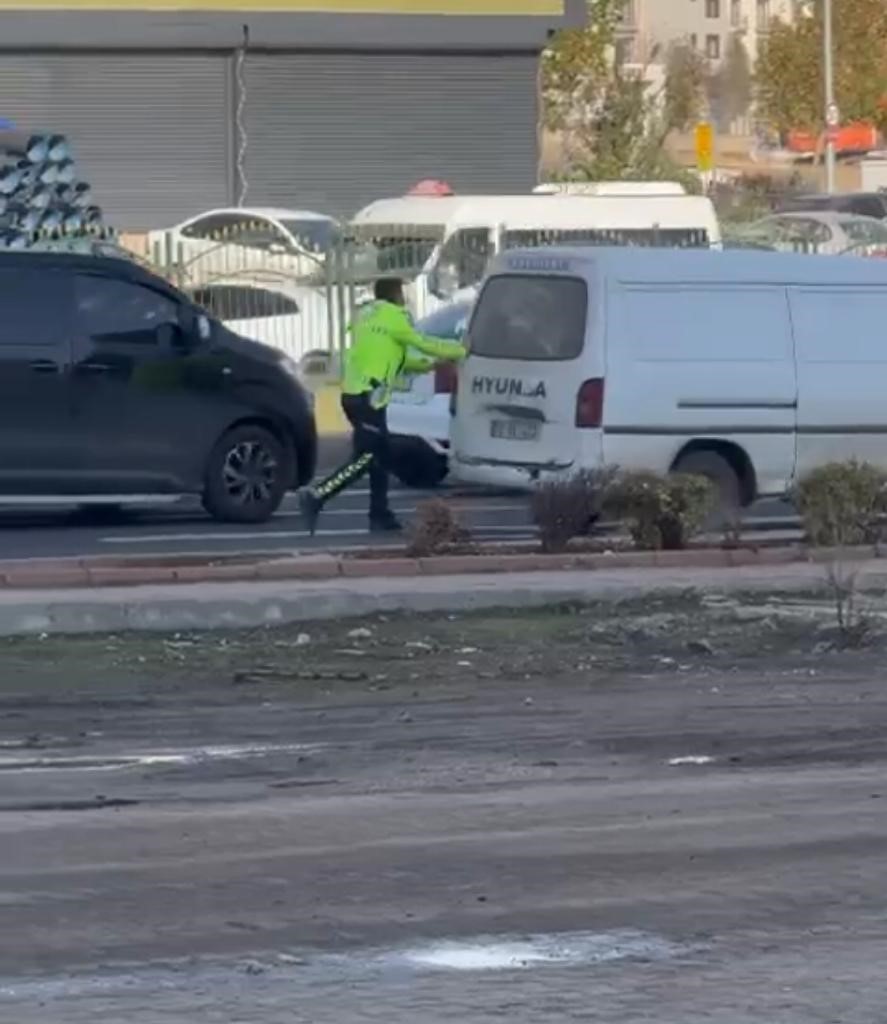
[672,450,742,524]
[202,424,290,524]
[390,436,449,489]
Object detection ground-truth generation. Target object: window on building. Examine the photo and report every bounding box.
[690,32,698,47]
[706,33,722,58]
[705,0,720,17]
[756,0,770,29]
[730,0,742,26]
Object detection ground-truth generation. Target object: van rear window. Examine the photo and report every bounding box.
[469,275,587,362]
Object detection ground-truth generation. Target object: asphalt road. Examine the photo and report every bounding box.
[1,599,886,1022]
[0,438,794,561]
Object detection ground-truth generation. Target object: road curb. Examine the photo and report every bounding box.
[0,559,885,637]
[0,544,877,590]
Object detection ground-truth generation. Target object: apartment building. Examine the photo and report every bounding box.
[616,0,796,68]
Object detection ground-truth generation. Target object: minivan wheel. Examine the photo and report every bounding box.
[202,424,289,524]
[672,450,742,527]
[390,436,449,489]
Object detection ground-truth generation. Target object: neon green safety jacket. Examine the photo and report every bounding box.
[342,300,467,409]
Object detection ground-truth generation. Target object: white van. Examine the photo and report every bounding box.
[350,185,721,320]
[452,246,887,506]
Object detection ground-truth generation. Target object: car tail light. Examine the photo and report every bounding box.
[575,378,604,428]
[435,362,457,394]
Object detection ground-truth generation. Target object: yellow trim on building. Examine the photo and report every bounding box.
[0,0,562,11]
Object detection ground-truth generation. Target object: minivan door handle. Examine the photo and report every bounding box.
[28,359,60,374]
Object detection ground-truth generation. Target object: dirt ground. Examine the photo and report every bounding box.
[2,593,887,1022]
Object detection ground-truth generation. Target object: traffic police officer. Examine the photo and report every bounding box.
[300,277,466,535]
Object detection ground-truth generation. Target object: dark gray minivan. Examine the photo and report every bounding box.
[0,250,317,522]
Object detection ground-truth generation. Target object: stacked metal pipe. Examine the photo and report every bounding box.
[0,130,114,249]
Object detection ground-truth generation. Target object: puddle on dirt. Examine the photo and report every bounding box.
[393,930,686,971]
[0,929,693,1007]
[0,742,324,774]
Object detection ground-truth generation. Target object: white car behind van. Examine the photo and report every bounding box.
[452,246,887,508]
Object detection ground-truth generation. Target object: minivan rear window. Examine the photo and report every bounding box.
[469,274,587,361]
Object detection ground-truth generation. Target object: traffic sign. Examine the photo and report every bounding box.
[694,121,714,172]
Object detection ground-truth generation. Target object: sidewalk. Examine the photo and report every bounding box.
[2,559,886,637]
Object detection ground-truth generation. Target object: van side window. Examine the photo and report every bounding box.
[470,275,587,361]
[0,268,70,347]
[75,275,179,344]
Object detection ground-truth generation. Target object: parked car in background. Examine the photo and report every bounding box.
[735,211,887,256]
[148,206,338,285]
[188,277,336,361]
[387,291,474,488]
[774,191,887,220]
[0,250,317,522]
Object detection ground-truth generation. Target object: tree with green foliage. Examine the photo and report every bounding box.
[707,35,752,129]
[544,4,704,185]
[663,41,707,130]
[542,0,622,130]
[756,0,887,135]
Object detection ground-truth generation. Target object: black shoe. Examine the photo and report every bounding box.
[369,511,403,533]
[299,489,322,536]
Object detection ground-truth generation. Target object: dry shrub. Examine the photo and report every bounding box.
[607,471,716,550]
[530,468,617,553]
[794,460,887,548]
[406,498,472,557]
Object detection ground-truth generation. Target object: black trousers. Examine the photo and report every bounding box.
[312,392,391,517]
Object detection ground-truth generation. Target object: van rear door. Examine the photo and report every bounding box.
[453,269,594,474]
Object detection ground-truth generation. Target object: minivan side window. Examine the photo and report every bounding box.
[75,275,179,344]
[470,275,587,361]
[0,268,70,347]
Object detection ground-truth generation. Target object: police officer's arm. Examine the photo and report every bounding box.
[389,306,467,363]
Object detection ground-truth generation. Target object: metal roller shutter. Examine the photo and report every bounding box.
[0,53,233,229]
[243,52,539,218]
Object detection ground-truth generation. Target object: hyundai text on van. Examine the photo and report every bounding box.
[0,251,317,522]
[452,246,887,509]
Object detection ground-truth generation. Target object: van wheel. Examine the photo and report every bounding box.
[202,424,290,524]
[672,450,742,526]
[390,437,449,489]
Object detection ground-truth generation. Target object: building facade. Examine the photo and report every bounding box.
[617,0,796,69]
[0,0,583,228]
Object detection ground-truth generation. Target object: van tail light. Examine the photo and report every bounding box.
[435,362,457,395]
[575,378,605,428]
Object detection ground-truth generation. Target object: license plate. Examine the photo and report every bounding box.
[490,418,540,441]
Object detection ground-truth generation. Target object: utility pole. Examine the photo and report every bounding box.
[823,0,837,194]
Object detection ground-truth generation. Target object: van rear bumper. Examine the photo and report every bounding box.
[452,457,576,491]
